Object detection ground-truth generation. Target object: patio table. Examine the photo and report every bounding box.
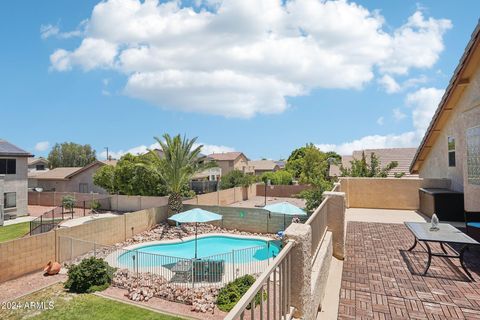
[404,222,479,280]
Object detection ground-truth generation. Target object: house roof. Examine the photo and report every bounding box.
[248,160,279,171]
[330,148,418,177]
[32,167,83,180]
[32,160,117,180]
[411,21,480,173]
[28,157,49,165]
[207,152,245,161]
[0,140,33,157]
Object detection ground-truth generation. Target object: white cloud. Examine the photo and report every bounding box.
[316,86,444,154]
[393,108,407,121]
[317,132,418,155]
[100,142,234,159]
[378,75,401,93]
[49,0,451,117]
[40,21,87,39]
[34,141,50,152]
[406,87,444,133]
[376,116,384,126]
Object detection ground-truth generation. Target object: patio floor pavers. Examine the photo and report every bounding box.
[338,221,480,320]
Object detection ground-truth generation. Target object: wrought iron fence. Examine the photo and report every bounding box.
[29,196,112,235]
[58,236,280,288]
[190,180,218,194]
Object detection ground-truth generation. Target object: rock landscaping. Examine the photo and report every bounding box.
[64,222,278,313]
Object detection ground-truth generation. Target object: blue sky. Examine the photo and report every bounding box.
[1,0,479,160]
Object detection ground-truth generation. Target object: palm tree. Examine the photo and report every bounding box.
[153,134,214,214]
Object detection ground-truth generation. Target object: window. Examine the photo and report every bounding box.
[79,183,89,193]
[4,192,16,208]
[0,159,16,174]
[36,164,45,171]
[448,136,456,167]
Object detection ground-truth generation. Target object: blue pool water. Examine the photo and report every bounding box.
[117,236,280,267]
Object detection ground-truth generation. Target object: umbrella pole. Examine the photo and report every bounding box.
[195,222,198,259]
[284,214,286,230]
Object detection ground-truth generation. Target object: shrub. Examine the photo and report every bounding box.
[62,195,76,212]
[64,257,115,293]
[216,275,265,312]
[261,170,293,185]
[91,200,101,211]
[219,170,255,190]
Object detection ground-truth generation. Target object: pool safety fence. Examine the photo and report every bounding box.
[58,236,279,288]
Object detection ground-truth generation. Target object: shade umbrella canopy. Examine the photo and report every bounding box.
[263,202,307,216]
[169,208,222,259]
[169,208,223,223]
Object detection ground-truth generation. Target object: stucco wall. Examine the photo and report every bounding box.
[0,206,169,283]
[1,157,29,217]
[339,177,451,210]
[419,64,480,212]
[184,184,256,206]
[256,184,311,197]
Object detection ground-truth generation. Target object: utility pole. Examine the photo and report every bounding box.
[104,147,109,160]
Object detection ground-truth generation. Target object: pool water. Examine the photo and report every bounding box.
[117,236,280,267]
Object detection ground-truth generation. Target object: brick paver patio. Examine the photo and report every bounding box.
[338,222,480,319]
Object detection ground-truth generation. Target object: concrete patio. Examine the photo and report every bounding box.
[337,209,480,319]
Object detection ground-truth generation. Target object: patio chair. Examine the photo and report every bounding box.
[465,211,480,240]
[204,260,225,282]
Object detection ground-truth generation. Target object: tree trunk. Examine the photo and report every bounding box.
[168,192,183,214]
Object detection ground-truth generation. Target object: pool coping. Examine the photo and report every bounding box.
[120,232,276,251]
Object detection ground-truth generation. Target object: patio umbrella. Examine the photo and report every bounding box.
[263,202,307,230]
[169,208,223,259]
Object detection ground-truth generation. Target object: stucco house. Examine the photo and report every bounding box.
[0,139,32,219]
[28,157,49,172]
[207,152,254,175]
[410,22,480,214]
[330,148,418,178]
[29,160,117,194]
[248,160,281,176]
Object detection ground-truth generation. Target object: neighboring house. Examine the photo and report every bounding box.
[192,167,222,181]
[29,160,117,194]
[0,139,32,219]
[330,148,418,178]
[207,152,254,175]
[248,160,281,176]
[275,160,286,170]
[411,22,480,213]
[28,157,49,172]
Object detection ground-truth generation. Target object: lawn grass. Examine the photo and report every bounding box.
[0,283,185,320]
[0,222,30,242]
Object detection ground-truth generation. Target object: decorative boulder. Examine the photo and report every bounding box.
[43,261,61,275]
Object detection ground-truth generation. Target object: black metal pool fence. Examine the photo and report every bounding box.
[58,236,281,288]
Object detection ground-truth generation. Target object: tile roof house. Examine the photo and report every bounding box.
[410,21,480,213]
[330,148,418,178]
[248,160,281,175]
[0,139,33,219]
[207,152,254,176]
[29,160,116,194]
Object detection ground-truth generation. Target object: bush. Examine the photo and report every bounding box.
[219,170,255,190]
[216,275,265,312]
[261,170,293,185]
[62,195,76,212]
[64,257,115,293]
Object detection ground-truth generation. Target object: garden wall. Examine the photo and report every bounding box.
[256,184,310,198]
[183,184,257,206]
[338,177,451,210]
[109,194,169,212]
[182,204,304,234]
[28,191,109,207]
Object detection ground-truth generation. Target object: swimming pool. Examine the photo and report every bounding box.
[117,235,280,267]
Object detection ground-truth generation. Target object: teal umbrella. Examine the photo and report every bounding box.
[263,202,306,229]
[169,208,223,259]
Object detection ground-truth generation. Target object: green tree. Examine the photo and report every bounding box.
[261,170,293,185]
[340,152,398,178]
[48,142,96,168]
[93,152,166,196]
[286,144,340,182]
[154,134,214,213]
[219,170,255,190]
